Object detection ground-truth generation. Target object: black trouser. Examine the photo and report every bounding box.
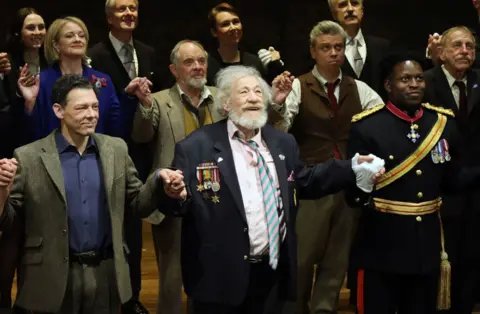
[0,218,23,309]
[445,261,480,314]
[125,141,152,299]
[191,258,283,314]
[358,269,438,314]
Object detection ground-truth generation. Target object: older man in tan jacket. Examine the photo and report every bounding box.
[131,39,223,314]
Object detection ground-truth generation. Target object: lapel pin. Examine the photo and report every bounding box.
[279,154,285,160]
[474,84,478,89]
[218,157,223,163]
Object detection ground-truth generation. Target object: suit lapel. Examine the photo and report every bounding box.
[432,66,458,113]
[40,133,66,203]
[94,134,115,203]
[105,39,131,85]
[262,126,290,222]
[212,123,247,223]
[166,87,186,142]
[134,40,149,78]
[467,70,480,115]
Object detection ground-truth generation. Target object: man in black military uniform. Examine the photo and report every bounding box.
[346,52,480,314]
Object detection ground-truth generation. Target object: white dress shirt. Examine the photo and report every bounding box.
[441,65,468,108]
[282,66,384,130]
[109,32,139,77]
[227,120,285,256]
[346,28,367,73]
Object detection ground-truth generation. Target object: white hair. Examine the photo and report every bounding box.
[310,20,347,47]
[214,65,272,118]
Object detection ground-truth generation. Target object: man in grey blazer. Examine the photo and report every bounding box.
[131,39,223,314]
[0,75,186,314]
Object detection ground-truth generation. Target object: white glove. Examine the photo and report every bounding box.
[258,46,284,68]
[351,153,385,193]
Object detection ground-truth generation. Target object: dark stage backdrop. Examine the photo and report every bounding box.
[2,0,478,80]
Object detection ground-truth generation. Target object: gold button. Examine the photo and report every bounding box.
[416,216,422,222]
[389,155,394,160]
[417,192,423,199]
[416,170,422,176]
[244,255,248,260]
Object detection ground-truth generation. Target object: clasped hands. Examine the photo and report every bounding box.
[157,169,187,201]
[0,158,18,202]
[125,77,153,108]
[352,154,385,193]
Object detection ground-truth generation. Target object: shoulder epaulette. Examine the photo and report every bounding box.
[421,103,455,118]
[351,104,385,122]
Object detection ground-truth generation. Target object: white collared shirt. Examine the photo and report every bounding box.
[346,28,367,73]
[109,32,138,77]
[441,65,468,108]
[227,119,285,256]
[176,84,212,108]
[282,66,384,130]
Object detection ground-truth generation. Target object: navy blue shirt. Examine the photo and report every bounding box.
[56,132,112,253]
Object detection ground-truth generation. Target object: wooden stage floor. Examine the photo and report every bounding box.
[10,221,480,313]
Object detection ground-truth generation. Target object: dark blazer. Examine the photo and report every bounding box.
[162,120,355,306]
[89,38,161,180]
[341,34,391,100]
[89,38,161,96]
[424,66,480,262]
[0,132,164,312]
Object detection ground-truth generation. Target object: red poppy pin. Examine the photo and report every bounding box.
[90,74,107,89]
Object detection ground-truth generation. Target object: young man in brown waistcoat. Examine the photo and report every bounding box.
[271,20,383,314]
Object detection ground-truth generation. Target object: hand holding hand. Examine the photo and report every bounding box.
[0,158,18,205]
[0,53,11,75]
[157,169,187,200]
[272,71,295,105]
[125,77,153,108]
[352,153,385,192]
[427,33,442,63]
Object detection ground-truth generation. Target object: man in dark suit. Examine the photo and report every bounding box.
[424,26,480,314]
[328,0,390,100]
[162,65,383,314]
[0,74,185,314]
[88,1,162,312]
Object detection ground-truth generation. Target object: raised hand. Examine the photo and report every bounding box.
[427,33,442,63]
[18,64,40,112]
[157,168,187,200]
[125,77,153,108]
[272,71,295,105]
[0,53,11,75]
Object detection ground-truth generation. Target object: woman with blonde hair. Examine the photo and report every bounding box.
[18,16,122,142]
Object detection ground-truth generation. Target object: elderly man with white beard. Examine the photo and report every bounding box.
[131,39,224,314]
[159,65,385,314]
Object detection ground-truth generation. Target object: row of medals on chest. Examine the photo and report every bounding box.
[407,123,450,164]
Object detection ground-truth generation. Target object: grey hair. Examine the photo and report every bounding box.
[310,20,347,47]
[169,39,208,66]
[214,65,272,118]
[105,0,139,15]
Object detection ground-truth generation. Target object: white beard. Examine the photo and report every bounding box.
[187,77,207,89]
[229,108,268,130]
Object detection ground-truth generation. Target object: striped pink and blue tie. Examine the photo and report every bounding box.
[237,137,281,269]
